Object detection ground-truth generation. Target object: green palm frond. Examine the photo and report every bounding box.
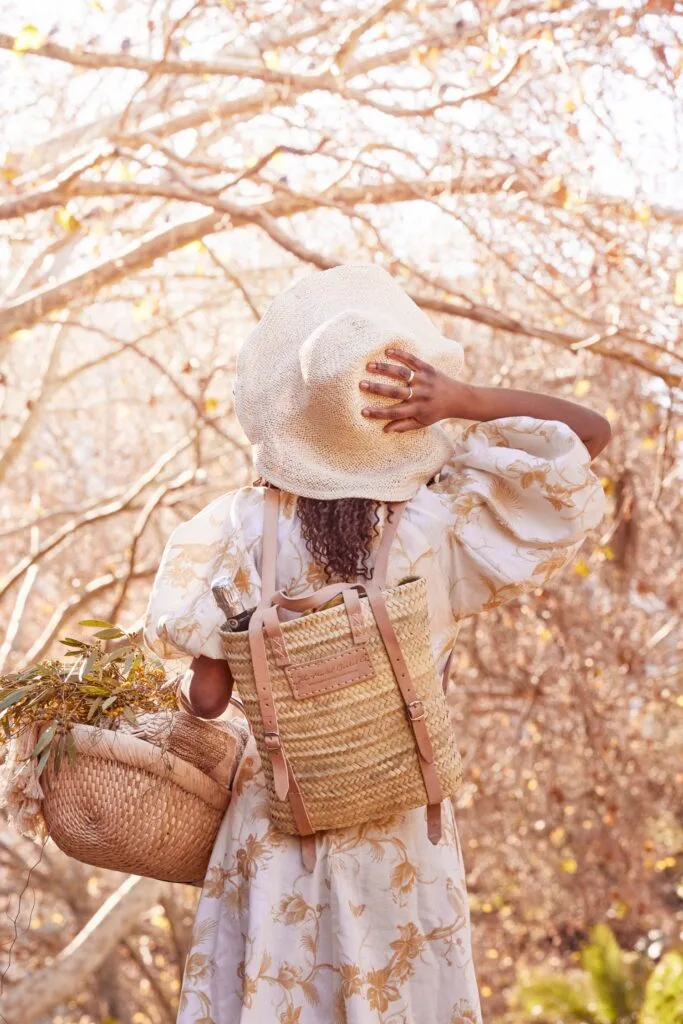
[513,972,606,1024]
[581,924,639,1023]
[510,926,683,1024]
[639,951,683,1024]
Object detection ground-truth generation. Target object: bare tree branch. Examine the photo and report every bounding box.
[0,433,197,601]
[0,875,164,1024]
[19,564,157,669]
[0,31,332,87]
[108,468,195,622]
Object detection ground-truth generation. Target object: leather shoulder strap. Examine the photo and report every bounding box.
[260,487,280,605]
[373,502,408,589]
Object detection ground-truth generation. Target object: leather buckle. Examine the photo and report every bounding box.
[264,732,282,751]
[407,700,426,722]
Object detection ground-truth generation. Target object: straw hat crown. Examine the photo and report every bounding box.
[235,264,464,501]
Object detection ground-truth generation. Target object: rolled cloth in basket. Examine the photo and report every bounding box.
[0,723,47,837]
[0,710,248,838]
[110,709,249,787]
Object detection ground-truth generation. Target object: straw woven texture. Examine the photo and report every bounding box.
[234,264,465,501]
[42,720,236,885]
[221,578,462,834]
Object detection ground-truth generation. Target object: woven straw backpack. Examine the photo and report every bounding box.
[219,487,462,868]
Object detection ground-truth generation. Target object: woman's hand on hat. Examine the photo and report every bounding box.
[360,348,475,432]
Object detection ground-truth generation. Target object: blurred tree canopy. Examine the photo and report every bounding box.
[0,0,681,1020]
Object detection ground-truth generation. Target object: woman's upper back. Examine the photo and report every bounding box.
[144,416,604,673]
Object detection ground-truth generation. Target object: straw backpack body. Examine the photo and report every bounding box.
[220,487,462,868]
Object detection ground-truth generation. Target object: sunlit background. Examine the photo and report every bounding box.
[1,1,682,1021]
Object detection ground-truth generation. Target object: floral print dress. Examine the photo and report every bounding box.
[144,417,605,1024]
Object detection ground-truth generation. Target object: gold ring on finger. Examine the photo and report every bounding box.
[406,369,415,385]
[406,386,413,400]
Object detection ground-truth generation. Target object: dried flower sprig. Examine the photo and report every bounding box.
[0,620,178,775]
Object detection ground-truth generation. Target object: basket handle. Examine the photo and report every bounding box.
[263,585,368,667]
[270,580,355,612]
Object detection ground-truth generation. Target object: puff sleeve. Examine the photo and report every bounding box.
[143,489,261,661]
[431,417,606,619]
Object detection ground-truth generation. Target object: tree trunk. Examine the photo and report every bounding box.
[0,874,164,1024]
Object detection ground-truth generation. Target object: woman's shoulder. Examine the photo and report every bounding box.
[195,483,265,526]
[406,479,454,519]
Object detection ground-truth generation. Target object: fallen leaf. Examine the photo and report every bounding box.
[674,270,683,306]
[55,207,81,231]
[110,159,134,182]
[13,25,47,53]
[132,297,158,321]
[1,153,20,181]
[181,239,206,254]
[550,827,566,846]
[424,46,441,70]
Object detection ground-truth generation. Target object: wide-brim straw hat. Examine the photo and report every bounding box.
[234,264,464,501]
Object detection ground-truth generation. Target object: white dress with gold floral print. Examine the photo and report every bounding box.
[144,417,605,1024]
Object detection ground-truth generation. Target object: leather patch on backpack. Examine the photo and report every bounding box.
[285,646,374,699]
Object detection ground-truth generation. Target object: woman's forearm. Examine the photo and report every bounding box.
[455,383,612,459]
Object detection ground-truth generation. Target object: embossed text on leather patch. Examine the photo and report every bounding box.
[285,646,374,699]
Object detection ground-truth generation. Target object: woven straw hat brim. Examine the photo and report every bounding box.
[235,265,464,501]
[252,426,453,502]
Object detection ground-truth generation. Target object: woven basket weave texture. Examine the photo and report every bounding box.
[42,718,237,885]
[221,577,462,834]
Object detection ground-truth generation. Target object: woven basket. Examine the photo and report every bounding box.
[221,577,462,834]
[42,720,237,885]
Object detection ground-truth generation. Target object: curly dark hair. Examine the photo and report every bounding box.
[296,496,386,582]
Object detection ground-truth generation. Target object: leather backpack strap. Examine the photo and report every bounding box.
[248,608,289,799]
[300,834,316,871]
[248,606,316,835]
[373,502,408,588]
[250,487,316,842]
[261,486,280,604]
[442,647,455,696]
[364,577,444,844]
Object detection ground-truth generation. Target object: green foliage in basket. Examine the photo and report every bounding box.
[0,620,178,776]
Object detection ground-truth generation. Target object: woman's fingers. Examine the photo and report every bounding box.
[361,347,434,426]
[385,418,423,433]
[362,402,407,420]
[385,348,432,373]
[366,360,412,382]
[360,380,412,400]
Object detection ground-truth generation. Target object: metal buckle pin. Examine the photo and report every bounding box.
[407,700,426,722]
[264,732,282,750]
